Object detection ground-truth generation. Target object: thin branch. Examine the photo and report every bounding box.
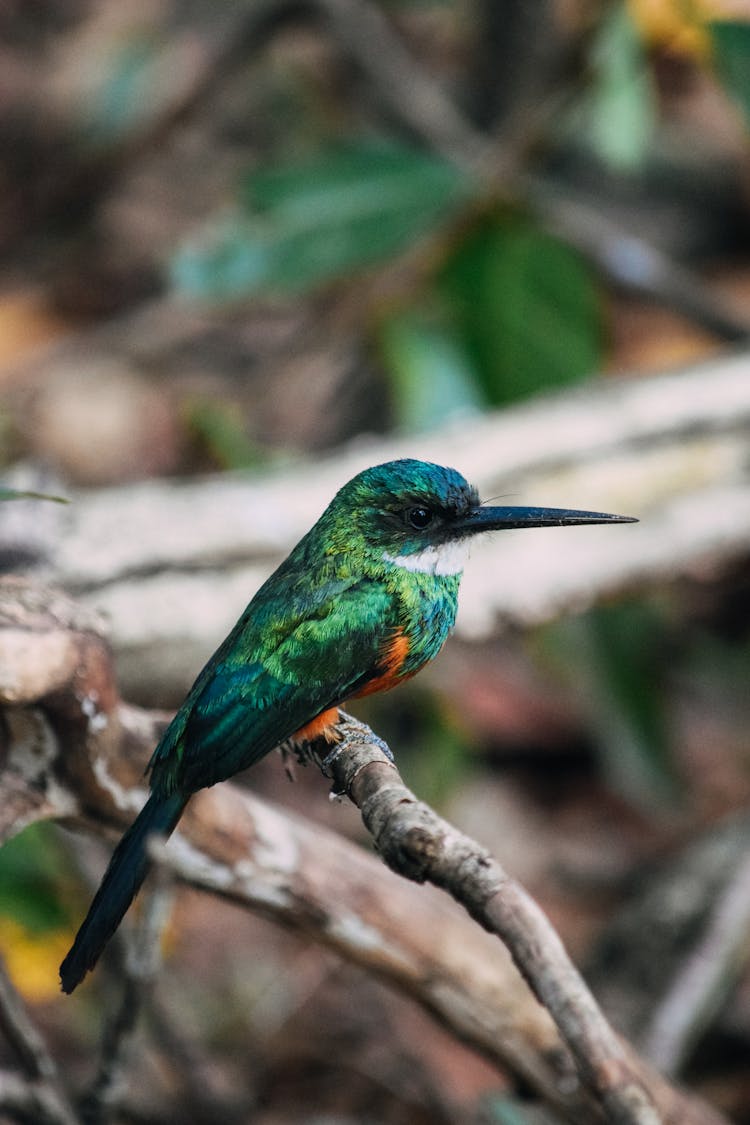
[313,0,490,172]
[530,183,750,342]
[0,1069,78,1125]
[81,875,174,1125]
[310,714,701,1125]
[0,959,60,1084]
[641,851,750,1075]
[0,958,79,1125]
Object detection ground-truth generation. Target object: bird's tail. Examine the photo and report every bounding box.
[59,790,187,994]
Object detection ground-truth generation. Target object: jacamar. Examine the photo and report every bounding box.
[60,458,634,992]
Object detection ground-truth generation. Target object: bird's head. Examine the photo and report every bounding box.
[322,459,635,576]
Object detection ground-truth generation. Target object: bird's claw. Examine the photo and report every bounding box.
[319,729,395,800]
[357,731,394,763]
[319,738,350,781]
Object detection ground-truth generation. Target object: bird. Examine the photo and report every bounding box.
[60,458,635,992]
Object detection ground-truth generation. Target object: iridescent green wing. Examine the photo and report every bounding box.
[149,575,395,795]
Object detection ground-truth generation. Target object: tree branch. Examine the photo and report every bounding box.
[309,714,722,1125]
[81,877,174,1125]
[3,350,748,701]
[0,578,727,1124]
[0,958,79,1125]
[641,850,750,1075]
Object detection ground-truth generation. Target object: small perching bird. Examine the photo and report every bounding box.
[60,458,635,993]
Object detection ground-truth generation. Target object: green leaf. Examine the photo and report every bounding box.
[0,823,72,934]
[170,141,474,300]
[709,20,750,128]
[440,216,602,405]
[586,3,656,171]
[378,309,482,431]
[0,488,68,503]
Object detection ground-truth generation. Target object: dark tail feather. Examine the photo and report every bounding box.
[60,790,187,994]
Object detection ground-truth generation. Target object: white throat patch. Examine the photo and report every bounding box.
[382,539,468,577]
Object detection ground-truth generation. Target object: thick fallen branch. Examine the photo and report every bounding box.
[0,578,728,1124]
[3,350,749,700]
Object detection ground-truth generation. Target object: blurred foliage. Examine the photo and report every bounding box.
[0,824,76,1000]
[396,691,475,808]
[184,398,266,470]
[535,591,750,811]
[171,141,474,300]
[378,308,482,431]
[84,35,162,146]
[679,626,750,711]
[0,917,74,1002]
[482,1093,556,1125]
[437,215,603,405]
[0,822,73,934]
[172,142,602,427]
[709,20,750,128]
[583,3,657,171]
[572,602,678,807]
[98,5,750,439]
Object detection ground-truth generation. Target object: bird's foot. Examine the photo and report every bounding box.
[319,729,394,787]
[364,731,394,763]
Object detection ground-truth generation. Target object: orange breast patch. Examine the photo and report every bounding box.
[290,630,413,746]
[354,630,411,698]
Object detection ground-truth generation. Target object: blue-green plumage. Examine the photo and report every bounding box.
[60,459,634,993]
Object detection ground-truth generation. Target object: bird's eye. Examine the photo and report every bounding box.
[406,506,433,530]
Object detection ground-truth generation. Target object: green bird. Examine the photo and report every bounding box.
[60,458,634,992]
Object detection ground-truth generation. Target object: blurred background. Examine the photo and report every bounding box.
[1,0,750,1122]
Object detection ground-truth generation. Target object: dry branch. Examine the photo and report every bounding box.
[641,849,750,1075]
[0,958,78,1125]
[3,350,747,698]
[0,578,728,1125]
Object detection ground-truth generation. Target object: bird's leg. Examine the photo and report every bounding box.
[281,710,344,777]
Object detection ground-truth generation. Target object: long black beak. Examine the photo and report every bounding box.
[456,505,637,535]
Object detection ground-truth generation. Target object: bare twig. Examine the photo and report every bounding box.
[313,0,490,172]
[0,959,60,1085]
[641,851,750,1075]
[531,184,750,342]
[81,876,174,1125]
[0,1069,78,1125]
[0,958,79,1125]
